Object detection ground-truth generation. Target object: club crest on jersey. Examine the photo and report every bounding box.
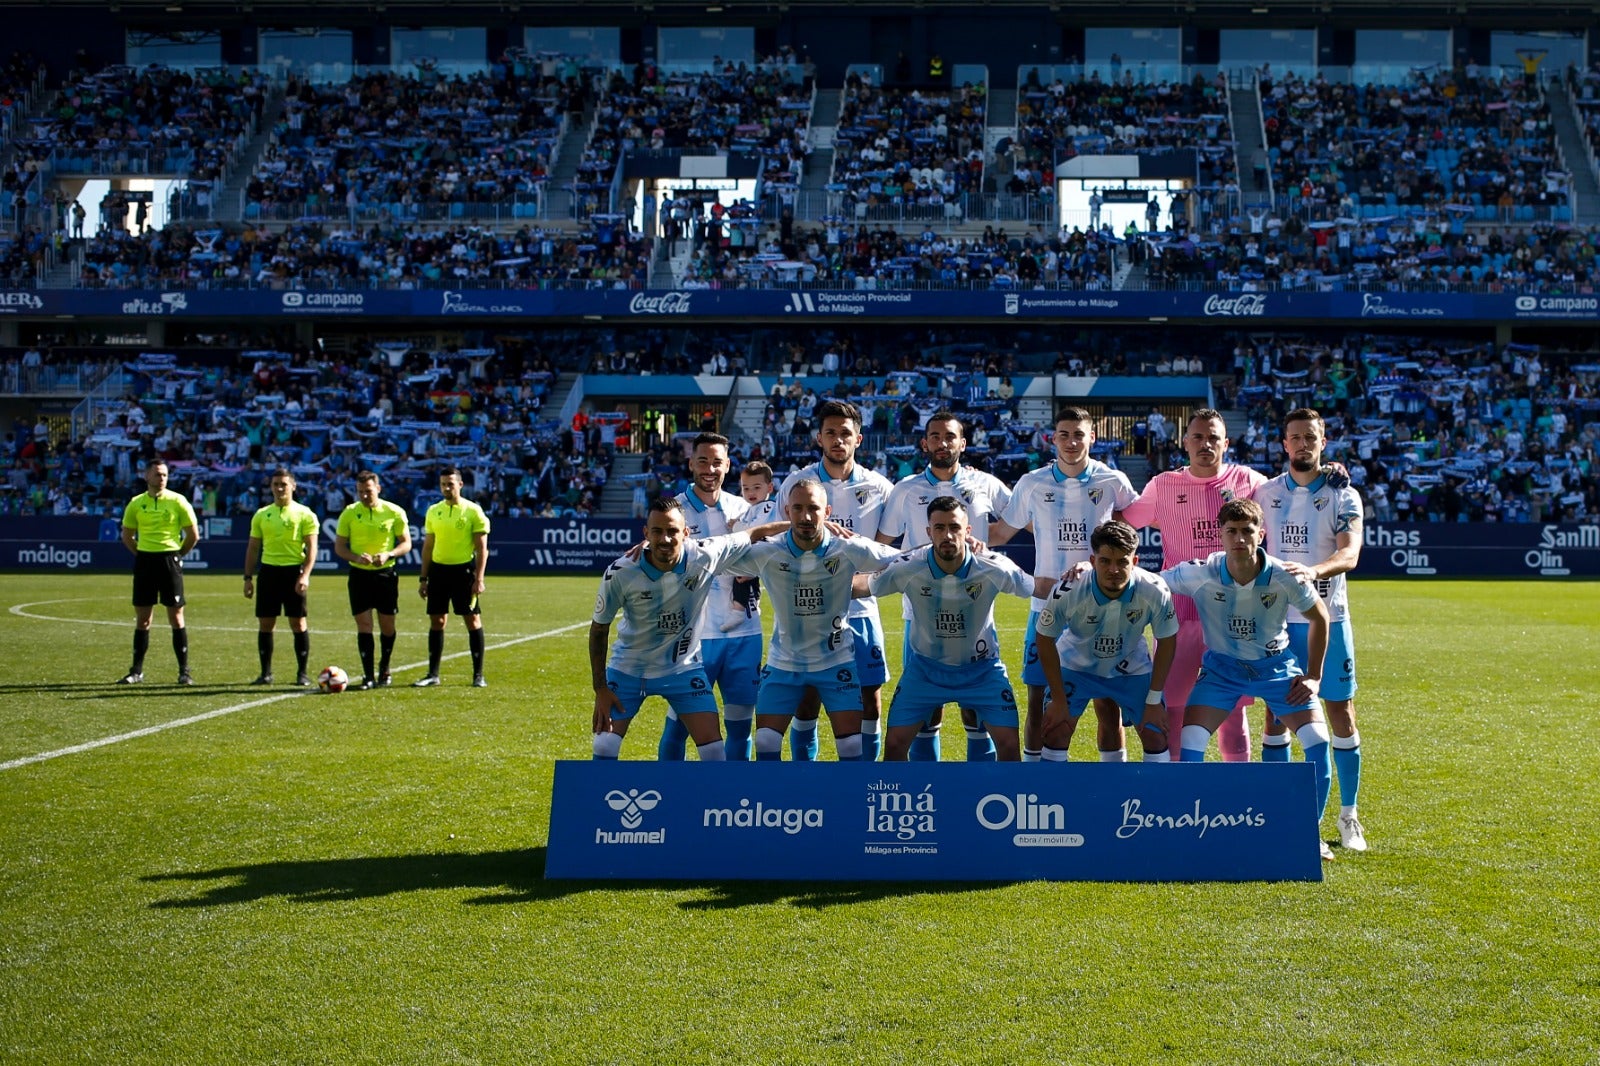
[823,557,841,575]
[960,489,974,504]
[682,575,701,591]
[1312,496,1328,511]
[1260,592,1278,609]
[1088,488,1104,506]
[1219,489,1236,503]
[964,582,984,600]
[853,487,871,505]
[1126,607,1144,624]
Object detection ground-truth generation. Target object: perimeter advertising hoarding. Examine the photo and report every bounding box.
[4,519,1595,577]
[3,288,1597,322]
[545,761,1322,882]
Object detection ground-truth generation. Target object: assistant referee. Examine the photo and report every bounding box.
[118,458,199,685]
[334,470,412,689]
[414,465,491,687]
[243,467,320,686]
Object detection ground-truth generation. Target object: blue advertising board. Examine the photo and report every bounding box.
[2,287,1597,322]
[5,517,1595,577]
[545,761,1322,882]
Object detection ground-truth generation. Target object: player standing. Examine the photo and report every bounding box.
[1120,408,1266,761]
[1255,408,1367,851]
[333,470,412,689]
[589,498,787,760]
[997,405,1136,761]
[117,458,198,685]
[414,466,490,688]
[871,497,1043,761]
[1160,499,1336,860]
[878,410,1016,761]
[658,433,757,760]
[243,468,319,686]
[776,400,895,761]
[1033,520,1178,761]
[728,479,902,761]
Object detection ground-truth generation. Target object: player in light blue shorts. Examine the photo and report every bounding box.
[756,663,863,720]
[604,668,720,720]
[848,615,889,687]
[889,654,1020,732]
[1288,618,1355,702]
[1160,498,1336,860]
[701,637,763,708]
[1187,649,1319,720]
[1051,667,1156,727]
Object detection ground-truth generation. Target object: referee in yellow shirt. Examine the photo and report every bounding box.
[243,468,320,686]
[334,470,412,689]
[118,458,199,684]
[414,465,490,687]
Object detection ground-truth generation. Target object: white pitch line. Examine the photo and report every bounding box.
[6,596,566,637]
[0,621,588,773]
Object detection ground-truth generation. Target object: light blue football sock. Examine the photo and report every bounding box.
[1261,733,1293,763]
[1297,722,1333,820]
[1332,731,1362,807]
[859,720,881,762]
[965,726,996,762]
[724,707,753,762]
[790,719,818,761]
[656,711,689,761]
[908,727,941,762]
[1180,724,1212,764]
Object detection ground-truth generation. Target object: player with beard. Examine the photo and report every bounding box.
[776,401,895,761]
[997,406,1136,761]
[871,496,1046,761]
[657,433,757,760]
[878,410,1016,760]
[725,479,901,761]
[1255,408,1367,851]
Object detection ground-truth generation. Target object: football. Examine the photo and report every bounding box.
[317,666,349,694]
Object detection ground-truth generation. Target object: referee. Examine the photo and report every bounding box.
[414,465,490,687]
[243,467,319,686]
[118,458,199,685]
[334,470,412,689]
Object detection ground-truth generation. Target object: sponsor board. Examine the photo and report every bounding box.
[0,288,1596,321]
[546,761,1322,882]
[6,519,1594,576]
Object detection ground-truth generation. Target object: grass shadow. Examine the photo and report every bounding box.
[145,848,991,909]
[145,847,555,907]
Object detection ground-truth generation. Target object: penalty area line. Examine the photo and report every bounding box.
[0,621,588,773]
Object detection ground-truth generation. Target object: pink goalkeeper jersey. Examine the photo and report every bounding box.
[1120,465,1268,622]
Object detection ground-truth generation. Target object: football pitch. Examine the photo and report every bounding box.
[2,573,1597,1065]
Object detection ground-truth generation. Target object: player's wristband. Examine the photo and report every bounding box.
[1145,689,1164,704]
[419,575,430,583]
[243,574,254,581]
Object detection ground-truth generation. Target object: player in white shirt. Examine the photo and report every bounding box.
[996,405,1137,761]
[877,411,1017,761]
[1160,498,1336,861]
[726,478,902,761]
[776,400,896,760]
[658,433,756,761]
[588,497,786,761]
[871,496,1046,760]
[1256,408,1367,851]
[1034,520,1179,762]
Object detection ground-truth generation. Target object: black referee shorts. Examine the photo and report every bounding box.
[348,566,401,617]
[255,563,308,619]
[425,561,481,617]
[132,551,185,608]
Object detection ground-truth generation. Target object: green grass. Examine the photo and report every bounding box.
[1,574,1597,1065]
